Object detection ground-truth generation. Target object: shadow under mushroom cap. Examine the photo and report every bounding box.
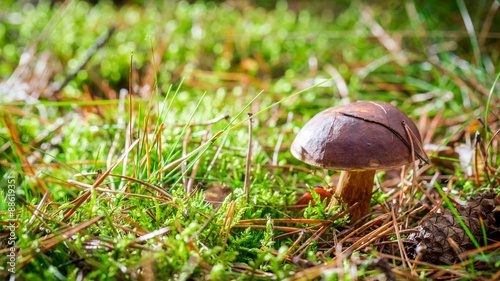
[291,101,426,171]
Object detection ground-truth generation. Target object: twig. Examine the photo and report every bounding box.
[272,112,293,166]
[172,113,230,127]
[187,125,211,193]
[203,130,229,179]
[245,113,253,205]
[28,190,51,226]
[478,1,499,50]
[390,203,413,274]
[52,27,115,92]
[182,127,193,189]
[61,139,140,221]
[73,172,172,200]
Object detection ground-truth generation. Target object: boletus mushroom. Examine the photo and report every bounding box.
[291,101,428,222]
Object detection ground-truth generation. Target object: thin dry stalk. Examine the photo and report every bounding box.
[390,205,413,273]
[423,110,442,145]
[403,123,417,214]
[2,114,49,196]
[218,201,234,245]
[431,62,490,97]
[377,253,468,277]
[345,221,403,255]
[232,225,317,233]
[107,90,127,191]
[484,128,500,190]
[176,219,199,252]
[203,130,229,180]
[220,201,237,256]
[294,224,329,257]
[28,190,51,226]
[238,218,332,224]
[322,214,389,257]
[182,127,193,188]
[274,224,324,240]
[131,227,173,249]
[68,180,171,202]
[360,7,408,65]
[245,113,253,204]
[479,1,500,49]
[272,112,293,165]
[124,52,134,190]
[52,28,114,92]
[284,220,402,281]
[62,138,140,221]
[172,113,229,127]
[286,231,305,255]
[144,117,151,178]
[459,240,500,258]
[72,173,172,199]
[324,64,349,99]
[257,164,314,174]
[17,215,105,267]
[158,122,164,182]
[161,130,224,173]
[138,123,164,167]
[189,205,221,242]
[187,125,211,193]
[474,131,481,186]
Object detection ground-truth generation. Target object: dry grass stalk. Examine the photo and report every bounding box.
[160,130,224,173]
[244,113,253,204]
[73,173,172,199]
[182,127,193,188]
[172,113,229,127]
[17,215,105,267]
[187,125,211,193]
[219,201,236,253]
[158,122,164,182]
[62,138,140,221]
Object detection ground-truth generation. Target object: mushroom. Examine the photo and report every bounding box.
[291,101,427,222]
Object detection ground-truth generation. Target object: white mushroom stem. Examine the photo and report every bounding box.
[329,170,376,222]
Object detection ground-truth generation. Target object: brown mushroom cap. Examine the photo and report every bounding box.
[291,101,424,170]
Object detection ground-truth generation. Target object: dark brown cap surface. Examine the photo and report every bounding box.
[291,101,424,170]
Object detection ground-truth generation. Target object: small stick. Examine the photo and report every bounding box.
[83,85,103,119]
[473,131,481,186]
[158,123,164,182]
[423,110,442,145]
[286,231,305,254]
[73,172,172,200]
[144,118,150,178]
[479,1,500,49]
[187,125,212,193]
[123,51,134,191]
[28,190,51,226]
[52,27,115,92]
[403,121,417,220]
[244,113,253,205]
[391,203,412,273]
[160,130,224,173]
[272,112,293,166]
[203,131,229,180]
[220,201,237,255]
[182,127,193,190]
[108,90,127,191]
[484,128,500,190]
[61,139,140,221]
[172,113,230,127]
